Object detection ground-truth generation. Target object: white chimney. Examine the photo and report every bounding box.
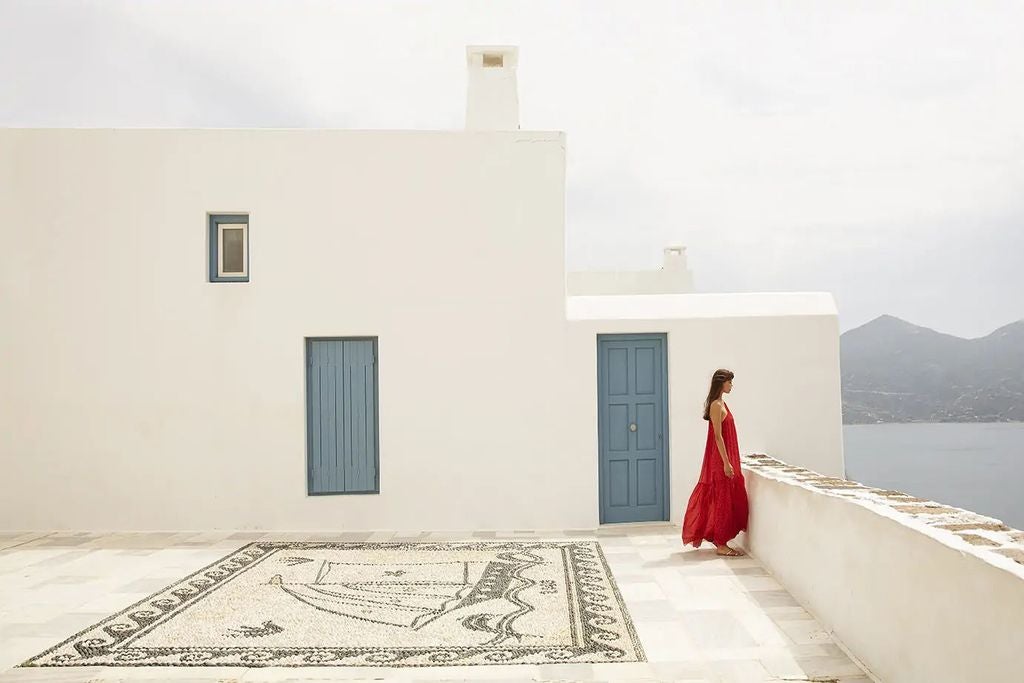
[663,246,689,272]
[662,245,696,293]
[466,46,519,130]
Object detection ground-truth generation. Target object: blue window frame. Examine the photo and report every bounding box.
[208,213,249,282]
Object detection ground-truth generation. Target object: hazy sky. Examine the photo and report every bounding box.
[2,0,1022,337]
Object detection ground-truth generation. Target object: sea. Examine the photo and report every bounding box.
[843,422,1024,531]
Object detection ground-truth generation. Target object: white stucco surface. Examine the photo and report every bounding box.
[566,246,695,295]
[743,454,1024,683]
[567,292,838,320]
[566,311,845,513]
[466,45,519,130]
[0,128,844,531]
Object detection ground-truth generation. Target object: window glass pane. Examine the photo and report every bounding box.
[221,226,245,274]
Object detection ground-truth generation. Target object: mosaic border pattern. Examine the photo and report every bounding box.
[21,541,646,668]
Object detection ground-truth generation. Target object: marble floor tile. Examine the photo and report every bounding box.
[597,536,635,548]
[612,572,657,585]
[759,652,814,679]
[227,532,270,541]
[0,637,58,672]
[0,667,114,682]
[731,575,782,591]
[779,642,853,659]
[535,662,595,680]
[676,610,758,650]
[631,621,702,663]
[674,562,734,577]
[792,654,870,678]
[617,581,667,602]
[765,605,816,622]
[0,611,107,640]
[775,618,834,645]
[71,591,153,613]
[649,659,714,680]
[731,612,789,648]
[589,661,659,680]
[603,544,646,558]
[707,658,775,682]
[627,599,687,623]
[727,566,769,577]
[747,589,801,609]
[115,576,179,593]
[0,525,869,682]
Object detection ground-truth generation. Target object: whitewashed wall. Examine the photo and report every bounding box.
[566,246,695,295]
[566,293,845,527]
[744,459,1024,683]
[0,128,844,531]
[0,128,569,531]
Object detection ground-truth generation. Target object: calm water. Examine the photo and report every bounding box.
[843,422,1024,530]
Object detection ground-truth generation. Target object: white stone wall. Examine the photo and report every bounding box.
[0,128,844,531]
[566,247,695,295]
[567,294,846,524]
[743,454,1024,683]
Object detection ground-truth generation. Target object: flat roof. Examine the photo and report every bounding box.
[565,292,838,321]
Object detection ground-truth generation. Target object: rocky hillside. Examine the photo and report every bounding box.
[841,315,1024,423]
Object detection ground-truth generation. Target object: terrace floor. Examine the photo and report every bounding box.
[0,525,873,682]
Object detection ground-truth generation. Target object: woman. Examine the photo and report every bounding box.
[681,369,750,556]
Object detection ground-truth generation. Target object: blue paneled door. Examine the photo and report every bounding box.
[598,334,669,523]
[306,338,379,495]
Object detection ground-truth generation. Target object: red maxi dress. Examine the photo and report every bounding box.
[682,403,749,547]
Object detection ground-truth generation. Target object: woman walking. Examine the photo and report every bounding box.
[682,369,750,556]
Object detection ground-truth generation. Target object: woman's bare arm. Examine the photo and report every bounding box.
[710,401,734,477]
[710,401,728,463]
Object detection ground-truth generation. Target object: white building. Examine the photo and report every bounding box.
[0,46,844,532]
[567,246,696,296]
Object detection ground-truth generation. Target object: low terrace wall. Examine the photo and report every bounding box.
[741,453,1024,683]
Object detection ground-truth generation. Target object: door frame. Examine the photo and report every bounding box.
[597,333,671,524]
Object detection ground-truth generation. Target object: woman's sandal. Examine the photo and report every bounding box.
[716,547,745,557]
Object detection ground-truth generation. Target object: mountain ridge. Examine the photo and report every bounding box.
[840,315,1024,424]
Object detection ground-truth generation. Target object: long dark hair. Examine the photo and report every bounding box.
[702,369,735,420]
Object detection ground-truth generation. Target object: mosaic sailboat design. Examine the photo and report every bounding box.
[269,558,520,630]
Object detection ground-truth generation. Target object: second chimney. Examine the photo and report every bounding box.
[466,46,519,130]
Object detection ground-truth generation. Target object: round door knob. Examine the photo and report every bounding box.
[629,423,637,432]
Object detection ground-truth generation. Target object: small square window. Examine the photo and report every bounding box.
[482,53,504,68]
[208,214,249,282]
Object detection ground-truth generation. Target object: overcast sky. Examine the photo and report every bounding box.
[2,0,1022,337]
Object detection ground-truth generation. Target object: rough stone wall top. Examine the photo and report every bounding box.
[742,453,1024,579]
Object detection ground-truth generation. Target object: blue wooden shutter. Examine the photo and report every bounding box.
[307,339,378,494]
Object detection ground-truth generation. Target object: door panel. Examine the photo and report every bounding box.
[598,335,668,523]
